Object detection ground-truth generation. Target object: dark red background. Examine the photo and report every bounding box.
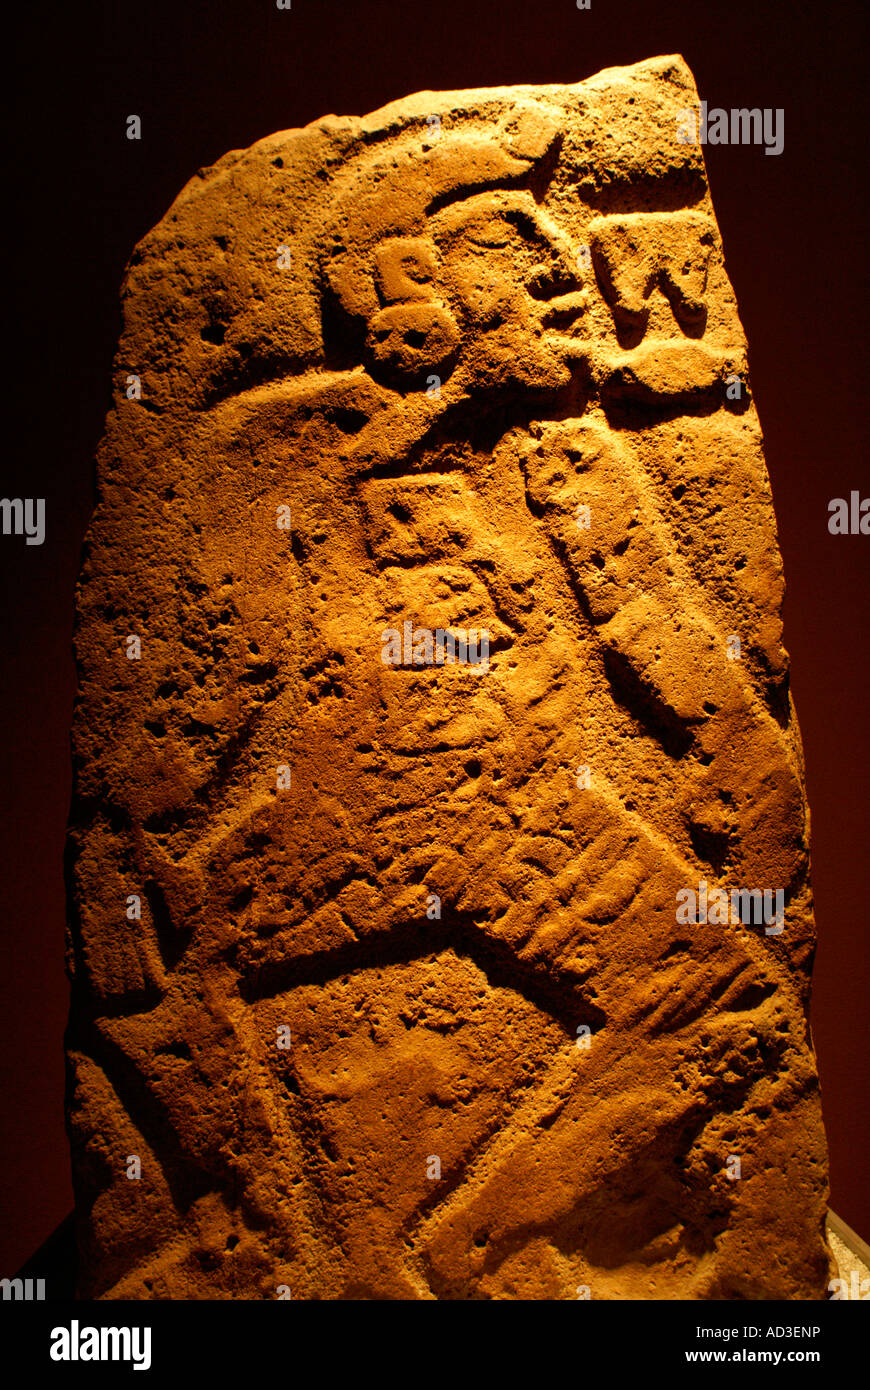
[2,0,867,1278]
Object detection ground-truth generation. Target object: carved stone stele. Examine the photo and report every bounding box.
[66,56,832,1299]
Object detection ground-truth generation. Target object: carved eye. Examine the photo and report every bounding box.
[465,219,511,249]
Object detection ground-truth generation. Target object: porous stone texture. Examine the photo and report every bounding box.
[827,1228,870,1297]
[66,56,832,1299]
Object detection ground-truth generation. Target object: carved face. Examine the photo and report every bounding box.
[430,191,585,391]
[362,191,585,393]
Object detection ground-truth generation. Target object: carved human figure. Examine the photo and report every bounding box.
[66,63,830,1300]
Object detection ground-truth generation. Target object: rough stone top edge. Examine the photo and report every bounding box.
[165,53,698,221]
[352,53,697,130]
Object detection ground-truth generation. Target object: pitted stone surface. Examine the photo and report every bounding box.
[66,55,831,1299]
